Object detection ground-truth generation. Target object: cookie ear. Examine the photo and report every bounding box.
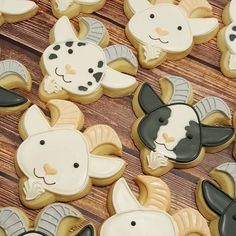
[202,180,233,215]
[125,0,152,15]
[201,125,234,147]
[76,225,95,236]
[138,83,164,114]
[229,0,236,22]
[189,18,218,37]
[53,16,78,43]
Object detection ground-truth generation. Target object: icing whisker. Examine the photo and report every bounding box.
[55,67,72,83]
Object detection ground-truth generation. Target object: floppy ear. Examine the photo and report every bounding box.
[201,124,234,147]
[202,180,233,215]
[189,18,218,37]
[138,83,164,114]
[126,0,152,15]
[76,225,95,236]
[88,155,126,181]
[22,105,50,137]
[53,16,78,43]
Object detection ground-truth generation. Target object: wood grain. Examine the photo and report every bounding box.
[0,0,236,232]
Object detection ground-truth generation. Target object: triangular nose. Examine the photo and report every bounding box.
[162,133,175,143]
[43,163,58,175]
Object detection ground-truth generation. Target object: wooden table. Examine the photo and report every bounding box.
[0,0,236,231]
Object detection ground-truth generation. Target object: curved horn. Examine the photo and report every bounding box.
[0,207,28,235]
[194,96,231,122]
[172,208,211,236]
[160,76,192,104]
[47,99,84,130]
[83,125,122,155]
[35,203,83,235]
[0,60,31,90]
[135,175,171,211]
[178,0,212,17]
[103,45,138,68]
[78,17,107,45]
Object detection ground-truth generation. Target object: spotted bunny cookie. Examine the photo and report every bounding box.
[0,0,38,26]
[16,99,126,209]
[39,16,138,104]
[131,76,235,176]
[124,0,219,69]
[100,175,210,236]
[0,59,32,114]
[217,0,236,78]
[0,203,96,236]
[51,0,106,19]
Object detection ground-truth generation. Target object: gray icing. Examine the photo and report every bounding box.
[103,44,138,68]
[35,203,82,236]
[216,163,236,195]
[80,17,106,45]
[194,96,231,121]
[0,208,28,236]
[0,60,28,84]
[165,75,191,104]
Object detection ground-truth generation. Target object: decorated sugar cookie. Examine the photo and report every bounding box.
[16,99,126,209]
[51,0,106,19]
[124,0,219,68]
[0,59,32,114]
[39,16,138,104]
[0,0,38,26]
[132,76,235,176]
[0,203,96,236]
[196,180,236,236]
[100,175,211,236]
[217,0,236,78]
[233,112,236,158]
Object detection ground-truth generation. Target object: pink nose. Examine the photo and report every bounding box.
[162,133,175,143]
[43,163,58,175]
[155,27,169,36]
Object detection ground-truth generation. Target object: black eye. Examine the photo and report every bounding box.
[73,163,79,168]
[88,68,94,73]
[232,26,236,31]
[40,140,45,145]
[68,49,73,54]
[233,215,236,221]
[131,221,136,226]
[159,117,165,123]
[149,14,155,19]
[187,134,193,140]
[177,26,182,31]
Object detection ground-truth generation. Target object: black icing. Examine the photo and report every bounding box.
[0,87,27,107]
[232,26,236,31]
[93,72,103,82]
[88,68,94,73]
[87,81,93,86]
[49,54,58,60]
[76,225,95,236]
[77,42,86,47]
[177,26,182,31]
[53,45,60,51]
[229,34,236,42]
[98,61,104,68]
[65,41,73,47]
[78,86,88,91]
[202,180,236,236]
[68,49,73,54]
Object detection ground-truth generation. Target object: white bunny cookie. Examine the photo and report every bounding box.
[0,0,38,26]
[39,16,138,104]
[124,0,219,68]
[16,99,126,209]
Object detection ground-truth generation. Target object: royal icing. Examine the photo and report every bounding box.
[41,16,137,99]
[0,0,37,15]
[0,203,94,236]
[101,176,210,236]
[16,100,125,203]
[135,79,234,171]
[126,0,218,63]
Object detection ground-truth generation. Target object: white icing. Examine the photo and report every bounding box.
[23,178,45,200]
[143,44,162,62]
[77,0,102,4]
[147,151,168,170]
[229,54,236,70]
[56,0,73,11]
[154,105,198,160]
[101,67,136,90]
[44,75,63,94]
[0,0,37,15]
[127,3,218,55]
[126,0,152,14]
[88,154,125,179]
[229,0,236,22]
[225,22,236,55]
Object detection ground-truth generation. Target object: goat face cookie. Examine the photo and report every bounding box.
[16,99,126,209]
[0,203,96,236]
[0,0,38,26]
[124,0,219,68]
[196,180,236,236]
[0,60,32,114]
[100,175,210,236]
[39,16,138,104]
[217,0,236,78]
[132,76,235,176]
[51,0,106,19]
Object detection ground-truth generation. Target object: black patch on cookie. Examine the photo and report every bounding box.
[49,54,58,60]
[77,42,86,47]
[93,72,103,82]
[229,34,236,42]
[98,61,104,68]
[66,41,73,47]
[78,86,88,91]
[232,26,236,31]
[53,45,60,51]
